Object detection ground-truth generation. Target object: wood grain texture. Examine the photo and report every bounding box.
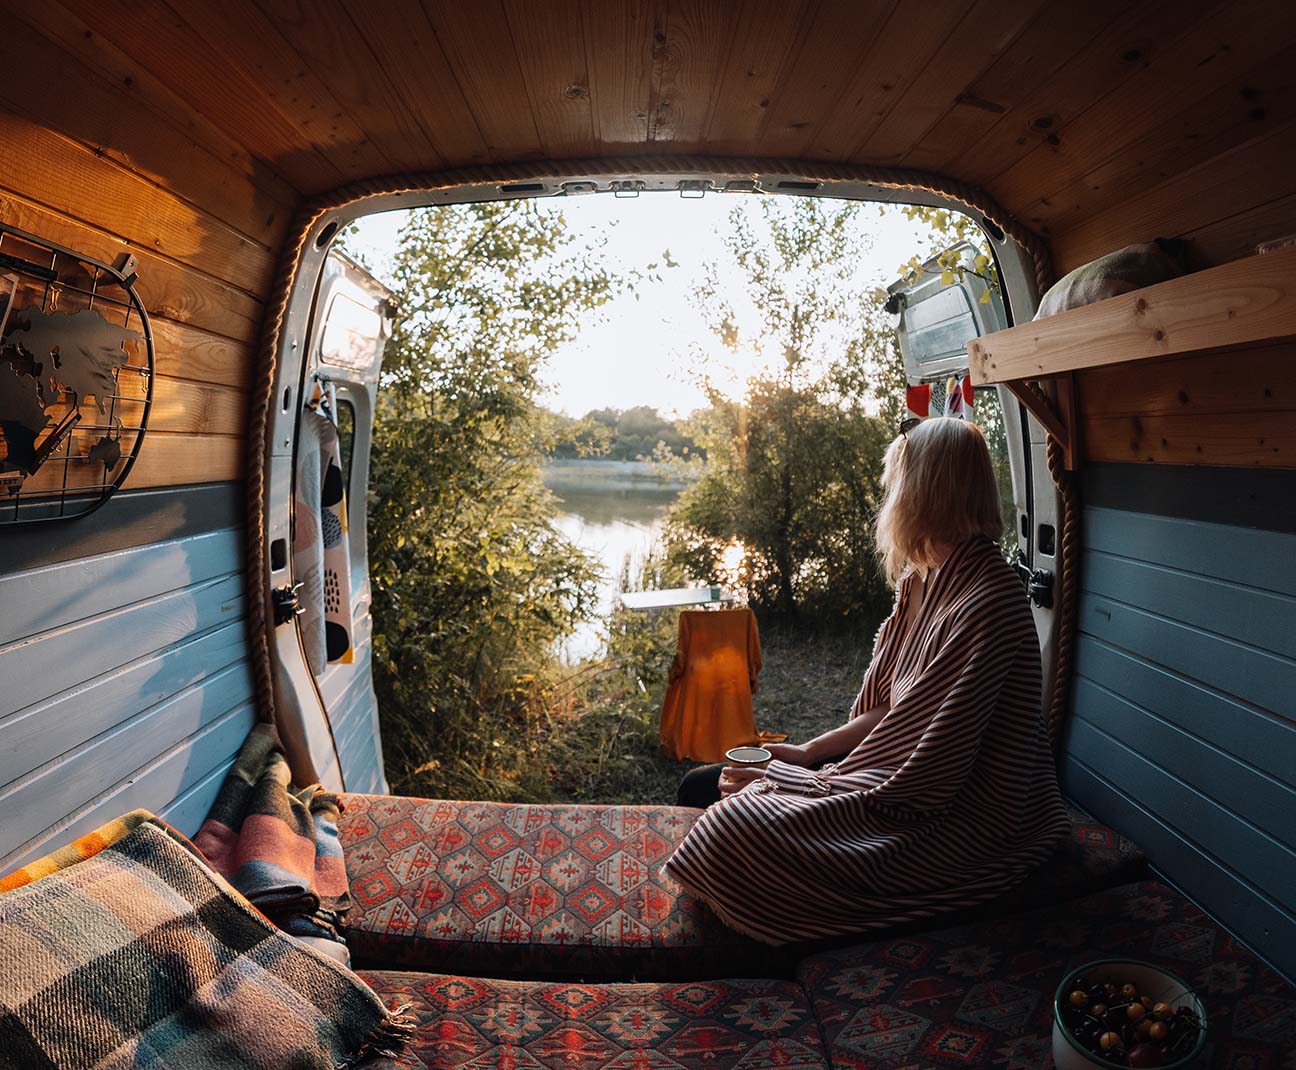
[148,0,392,181]
[992,0,1296,221]
[852,0,1046,165]
[424,0,544,160]
[650,0,729,146]
[149,318,254,389]
[968,247,1296,384]
[1017,41,1296,235]
[1049,118,1296,273]
[1076,342,1293,418]
[0,0,299,206]
[14,432,244,496]
[949,0,1215,185]
[0,110,276,293]
[699,0,809,153]
[758,0,899,160]
[0,192,263,343]
[1182,191,1296,269]
[10,0,1296,246]
[253,0,448,172]
[582,0,658,148]
[503,0,597,157]
[0,12,292,245]
[1083,410,1296,467]
[341,0,490,166]
[904,0,1128,171]
[56,0,344,192]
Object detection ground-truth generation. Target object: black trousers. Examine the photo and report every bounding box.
[675,753,849,808]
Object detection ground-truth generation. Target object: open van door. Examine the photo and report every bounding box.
[887,241,1059,684]
[287,249,394,794]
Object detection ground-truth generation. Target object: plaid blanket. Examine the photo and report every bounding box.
[0,811,410,1069]
[193,725,351,960]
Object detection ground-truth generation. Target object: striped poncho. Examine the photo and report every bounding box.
[663,535,1069,944]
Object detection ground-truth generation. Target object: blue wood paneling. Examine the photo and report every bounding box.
[1065,759,1295,972]
[0,526,257,872]
[1064,469,1296,981]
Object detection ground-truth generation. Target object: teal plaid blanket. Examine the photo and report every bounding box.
[0,811,409,1069]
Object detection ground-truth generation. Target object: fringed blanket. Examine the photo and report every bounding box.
[0,811,409,1070]
[665,535,1070,944]
[193,725,352,962]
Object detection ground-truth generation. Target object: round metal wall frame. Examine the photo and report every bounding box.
[0,222,154,524]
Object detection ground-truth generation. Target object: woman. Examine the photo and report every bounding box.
[663,417,1068,945]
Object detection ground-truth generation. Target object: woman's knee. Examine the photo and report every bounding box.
[676,763,725,808]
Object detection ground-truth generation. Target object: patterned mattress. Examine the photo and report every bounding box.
[338,793,1146,981]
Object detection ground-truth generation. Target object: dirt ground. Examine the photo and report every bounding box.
[750,627,876,746]
[557,625,878,807]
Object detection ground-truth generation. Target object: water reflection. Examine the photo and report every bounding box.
[544,461,687,662]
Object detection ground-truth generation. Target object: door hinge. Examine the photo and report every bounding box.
[272,582,305,625]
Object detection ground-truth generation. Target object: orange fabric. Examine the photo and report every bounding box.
[660,608,763,762]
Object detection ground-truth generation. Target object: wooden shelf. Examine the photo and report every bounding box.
[967,245,1296,386]
[967,246,1296,469]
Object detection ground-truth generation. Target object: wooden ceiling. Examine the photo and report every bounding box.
[7,0,1296,259]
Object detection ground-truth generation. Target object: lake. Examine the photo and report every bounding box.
[543,460,689,661]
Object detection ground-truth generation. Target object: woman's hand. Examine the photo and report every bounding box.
[762,742,811,766]
[717,766,765,797]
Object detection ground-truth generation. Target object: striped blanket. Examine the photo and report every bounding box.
[0,811,409,1070]
[193,725,352,962]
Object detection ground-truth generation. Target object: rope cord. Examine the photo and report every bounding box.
[243,155,1072,749]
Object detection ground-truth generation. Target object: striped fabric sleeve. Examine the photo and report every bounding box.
[763,761,894,797]
[762,760,834,796]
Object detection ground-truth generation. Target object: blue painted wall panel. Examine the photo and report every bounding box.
[0,517,258,872]
[1064,463,1296,982]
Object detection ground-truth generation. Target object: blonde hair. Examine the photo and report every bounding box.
[875,416,1003,586]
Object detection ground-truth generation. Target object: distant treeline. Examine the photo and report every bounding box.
[546,405,702,462]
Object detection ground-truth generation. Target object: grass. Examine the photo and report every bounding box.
[378,593,882,809]
[539,623,878,806]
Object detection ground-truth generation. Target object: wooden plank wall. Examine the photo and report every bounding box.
[0,17,287,866]
[0,6,296,492]
[1062,465,1296,980]
[1077,341,1296,469]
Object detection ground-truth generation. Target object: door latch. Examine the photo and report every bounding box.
[1013,550,1054,609]
[272,582,305,625]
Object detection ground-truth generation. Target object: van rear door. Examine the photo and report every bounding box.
[291,250,393,794]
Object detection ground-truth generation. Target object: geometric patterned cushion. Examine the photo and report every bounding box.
[338,794,761,981]
[357,970,831,1069]
[994,802,1147,911]
[797,880,1296,1069]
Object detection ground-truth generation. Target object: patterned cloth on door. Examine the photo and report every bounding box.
[660,607,763,763]
[293,377,353,675]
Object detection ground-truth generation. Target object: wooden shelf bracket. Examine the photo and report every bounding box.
[1005,376,1080,470]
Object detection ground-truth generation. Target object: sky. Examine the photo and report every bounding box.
[346,194,936,418]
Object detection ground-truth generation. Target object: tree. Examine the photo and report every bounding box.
[664,199,902,626]
[367,201,621,797]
